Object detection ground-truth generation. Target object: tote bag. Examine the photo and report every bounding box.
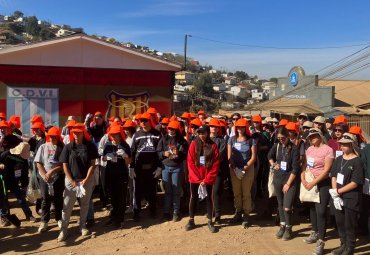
[299,170,320,203]
[268,169,275,198]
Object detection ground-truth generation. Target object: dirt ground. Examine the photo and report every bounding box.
[1,192,369,255]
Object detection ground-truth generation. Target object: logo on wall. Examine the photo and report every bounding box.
[288,66,305,87]
[106,90,150,118]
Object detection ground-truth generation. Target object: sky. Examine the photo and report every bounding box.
[1,0,370,80]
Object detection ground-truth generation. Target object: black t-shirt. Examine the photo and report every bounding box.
[103,140,131,178]
[268,142,300,177]
[60,140,99,180]
[0,151,29,188]
[331,156,364,211]
[158,135,188,167]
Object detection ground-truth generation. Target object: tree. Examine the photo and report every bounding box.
[25,16,40,36]
[193,73,213,97]
[270,77,278,83]
[39,27,55,40]
[6,22,24,34]
[13,10,24,19]
[234,71,249,81]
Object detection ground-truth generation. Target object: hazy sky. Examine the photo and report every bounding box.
[1,0,370,79]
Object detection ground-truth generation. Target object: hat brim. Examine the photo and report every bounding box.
[338,138,353,144]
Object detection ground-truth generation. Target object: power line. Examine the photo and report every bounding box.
[190,35,370,50]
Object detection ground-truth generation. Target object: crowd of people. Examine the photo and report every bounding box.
[0,109,369,255]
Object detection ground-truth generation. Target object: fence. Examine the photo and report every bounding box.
[347,116,370,142]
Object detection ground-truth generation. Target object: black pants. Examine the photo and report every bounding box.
[335,207,358,249]
[134,168,157,215]
[106,169,128,223]
[39,174,64,223]
[273,174,296,226]
[189,183,213,220]
[214,175,224,217]
[358,194,370,235]
[309,183,330,240]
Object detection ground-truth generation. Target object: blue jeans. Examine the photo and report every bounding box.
[162,165,183,214]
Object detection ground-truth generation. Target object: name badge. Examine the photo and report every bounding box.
[200,156,205,166]
[307,157,315,168]
[234,143,242,151]
[363,178,370,195]
[336,173,344,185]
[335,150,343,158]
[15,169,22,178]
[280,161,287,171]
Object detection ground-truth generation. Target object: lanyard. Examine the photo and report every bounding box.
[340,157,349,174]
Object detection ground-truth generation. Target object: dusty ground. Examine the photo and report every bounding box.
[1,193,369,255]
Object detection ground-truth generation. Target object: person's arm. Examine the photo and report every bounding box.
[268,143,278,168]
[63,163,77,188]
[244,144,257,171]
[300,155,307,185]
[80,159,96,186]
[187,141,201,182]
[227,143,233,166]
[337,182,358,194]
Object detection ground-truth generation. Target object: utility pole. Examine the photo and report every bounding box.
[184,34,191,70]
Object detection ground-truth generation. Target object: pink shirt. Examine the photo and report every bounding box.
[306,144,334,177]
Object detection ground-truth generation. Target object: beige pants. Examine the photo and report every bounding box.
[230,165,254,215]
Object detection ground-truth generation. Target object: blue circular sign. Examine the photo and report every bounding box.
[290,72,298,87]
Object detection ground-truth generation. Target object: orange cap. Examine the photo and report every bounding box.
[123,120,136,128]
[208,118,221,127]
[94,111,103,116]
[190,118,202,127]
[108,124,126,141]
[134,113,142,120]
[66,119,77,128]
[279,119,289,126]
[160,117,170,125]
[31,122,45,130]
[198,110,205,115]
[218,119,226,127]
[46,127,63,143]
[349,126,362,135]
[0,120,9,128]
[252,115,262,123]
[234,118,250,136]
[168,120,181,130]
[285,122,299,133]
[140,112,152,120]
[9,115,21,129]
[181,112,191,119]
[147,107,157,114]
[189,112,196,119]
[169,115,178,122]
[333,115,348,125]
[70,123,90,141]
[30,115,43,124]
[0,112,6,119]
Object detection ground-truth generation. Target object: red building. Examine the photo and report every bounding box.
[0,34,181,134]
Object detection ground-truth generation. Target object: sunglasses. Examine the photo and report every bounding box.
[191,125,199,129]
[334,129,343,132]
[232,118,239,121]
[303,126,310,129]
[277,136,287,140]
[343,135,353,141]
[140,119,148,123]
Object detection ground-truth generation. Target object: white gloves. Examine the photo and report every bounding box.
[106,153,115,161]
[75,183,86,198]
[129,168,136,179]
[329,189,343,210]
[234,168,245,180]
[85,113,93,123]
[116,149,126,156]
[153,167,162,178]
[198,185,207,200]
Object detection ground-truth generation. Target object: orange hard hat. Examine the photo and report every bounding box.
[147,107,157,114]
[190,118,202,127]
[122,120,136,128]
[168,121,181,130]
[30,115,43,124]
[160,117,170,125]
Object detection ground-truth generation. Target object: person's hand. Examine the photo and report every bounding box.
[129,168,136,179]
[304,181,315,191]
[273,163,280,171]
[329,189,340,199]
[153,167,162,178]
[0,163,5,171]
[44,171,53,183]
[164,151,171,157]
[243,164,249,171]
[282,183,290,193]
[200,181,205,186]
[69,179,77,188]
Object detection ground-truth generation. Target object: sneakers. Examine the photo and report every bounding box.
[229,211,242,224]
[276,225,285,239]
[313,240,325,255]
[26,214,37,223]
[282,226,292,241]
[241,215,249,229]
[331,244,345,255]
[57,230,67,242]
[125,206,133,214]
[173,213,180,222]
[0,216,10,227]
[38,222,48,233]
[185,219,195,231]
[81,227,90,237]
[214,216,221,225]
[304,231,319,244]
[207,220,217,233]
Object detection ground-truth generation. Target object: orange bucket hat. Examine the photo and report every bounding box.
[108,124,126,141]
[70,123,91,141]
[189,112,196,119]
[46,126,63,143]
[9,115,21,129]
[0,120,9,128]
[122,120,136,129]
[208,118,221,127]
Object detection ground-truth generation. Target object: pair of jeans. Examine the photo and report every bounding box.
[60,177,95,231]
[7,182,32,218]
[335,206,358,249]
[162,165,183,214]
[273,174,297,226]
[39,174,64,223]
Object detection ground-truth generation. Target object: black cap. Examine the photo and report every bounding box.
[197,125,209,134]
[326,117,335,124]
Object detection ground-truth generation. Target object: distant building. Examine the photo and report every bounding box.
[56,29,75,37]
[175,71,197,85]
[208,69,217,74]
[213,83,227,92]
[226,85,247,97]
[225,77,238,85]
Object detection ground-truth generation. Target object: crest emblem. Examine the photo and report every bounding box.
[106,90,150,119]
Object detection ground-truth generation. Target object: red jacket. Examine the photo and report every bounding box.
[187,140,220,185]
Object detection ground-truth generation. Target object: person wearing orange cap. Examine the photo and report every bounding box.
[8,116,22,136]
[62,120,77,145]
[134,113,142,131]
[147,107,160,127]
[34,127,65,233]
[209,118,228,224]
[285,122,299,145]
[157,120,188,222]
[185,125,219,233]
[103,124,132,228]
[130,112,162,221]
[189,112,196,120]
[122,120,137,148]
[228,118,256,228]
[0,112,6,121]
[58,123,99,242]
[278,119,289,127]
[159,117,170,136]
[189,118,202,142]
[327,122,349,158]
[197,110,207,123]
[349,126,367,149]
[333,115,348,126]
[30,115,44,124]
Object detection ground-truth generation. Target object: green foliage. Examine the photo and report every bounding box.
[270,77,278,83]
[13,10,24,18]
[39,27,55,40]
[234,71,249,80]
[193,73,213,96]
[25,16,40,36]
[6,22,24,34]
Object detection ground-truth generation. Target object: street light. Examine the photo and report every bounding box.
[184,34,192,70]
